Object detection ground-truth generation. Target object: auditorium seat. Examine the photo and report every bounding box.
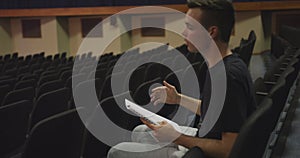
[28,88,71,131]
[183,98,274,158]
[65,73,87,89]
[21,74,39,82]
[83,92,132,158]
[127,65,147,95]
[0,100,33,157]
[36,79,64,98]
[271,34,292,59]
[60,70,73,82]
[235,30,256,67]
[99,72,126,101]
[144,62,172,82]
[37,74,59,87]
[133,77,161,106]
[1,87,35,106]
[21,108,85,158]
[14,79,36,90]
[229,98,274,158]
[73,78,101,115]
[0,84,12,105]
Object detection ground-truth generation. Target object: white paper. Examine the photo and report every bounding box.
[125,99,183,133]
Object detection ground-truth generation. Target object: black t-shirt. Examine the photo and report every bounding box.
[197,54,257,139]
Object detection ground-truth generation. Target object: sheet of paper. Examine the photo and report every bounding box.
[125,99,182,133]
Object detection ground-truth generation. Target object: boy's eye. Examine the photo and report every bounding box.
[186,24,194,30]
[185,23,193,30]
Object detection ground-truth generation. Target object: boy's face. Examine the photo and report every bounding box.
[182,8,212,53]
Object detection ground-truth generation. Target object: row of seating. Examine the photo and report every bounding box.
[0,28,262,157]
[271,25,300,59]
[0,27,285,157]
[183,27,300,158]
[0,43,206,158]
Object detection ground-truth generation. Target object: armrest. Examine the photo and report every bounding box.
[256,91,268,96]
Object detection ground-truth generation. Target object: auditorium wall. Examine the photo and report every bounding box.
[68,16,123,57]
[131,13,185,53]
[10,17,59,56]
[230,11,271,54]
[0,18,12,55]
[57,17,70,56]
[130,11,271,54]
[1,10,274,57]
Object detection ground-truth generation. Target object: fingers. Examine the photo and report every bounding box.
[151,81,174,92]
[150,87,166,105]
[151,94,163,106]
[153,99,161,106]
[163,81,174,89]
[151,86,166,92]
[140,118,161,130]
[159,121,168,125]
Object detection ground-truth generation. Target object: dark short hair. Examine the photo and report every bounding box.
[187,0,235,43]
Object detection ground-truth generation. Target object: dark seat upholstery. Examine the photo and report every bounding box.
[22,108,85,158]
[29,88,70,130]
[0,100,33,157]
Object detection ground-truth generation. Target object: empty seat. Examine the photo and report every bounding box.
[17,65,30,75]
[38,74,59,86]
[73,79,101,113]
[29,88,71,130]
[83,91,132,158]
[2,87,35,106]
[183,98,274,158]
[4,68,18,77]
[144,63,172,82]
[133,77,161,106]
[0,84,12,106]
[22,108,85,158]
[60,70,73,82]
[0,100,33,157]
[36,79,64,98]
[99,72,126,101]
[21,74,39,81]
[65,73,87,89]
[14,79,37,90]
[127,65,147,94]
[40,70,57,77]
[229,98,274,158]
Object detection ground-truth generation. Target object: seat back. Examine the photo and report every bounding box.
[0,100,33,157]
[22,108,85,158]
[14,79,36,90]
[0,84,12,106]
[36,79,64,98]
[83,92,132,158]
[133,77,161,106]
[29,88,70,130]
[2,87,35,106]
[229,98,273,158]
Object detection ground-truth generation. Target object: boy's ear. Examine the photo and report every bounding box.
[208,26,218,39]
